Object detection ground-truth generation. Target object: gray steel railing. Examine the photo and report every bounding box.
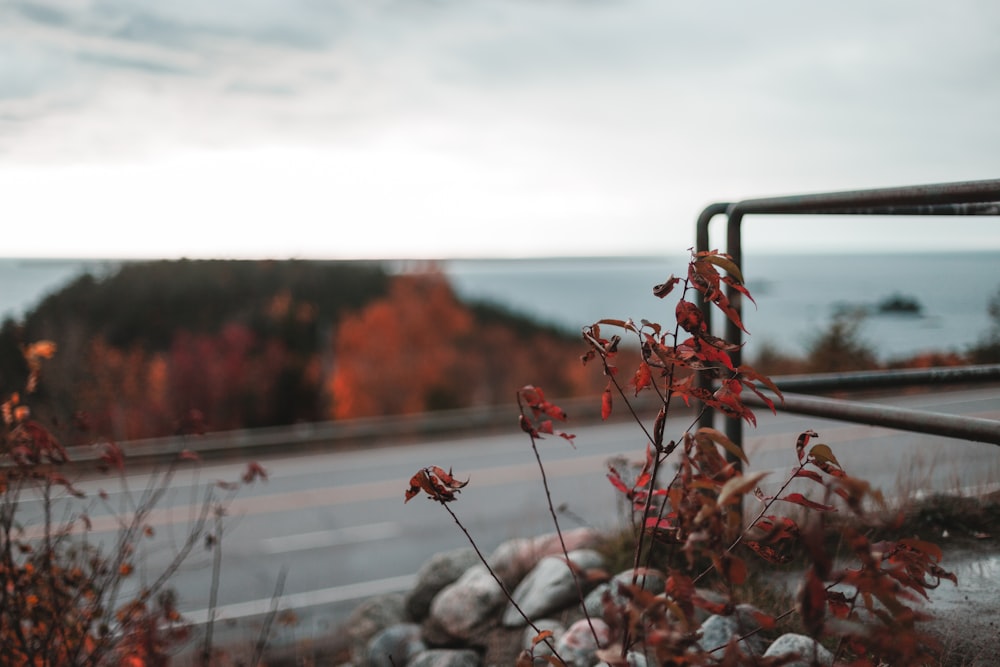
[695,179,1000,453]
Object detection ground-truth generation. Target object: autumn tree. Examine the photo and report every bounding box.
[328,271,475,418]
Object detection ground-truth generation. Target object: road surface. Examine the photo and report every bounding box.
[15,385,1000,660]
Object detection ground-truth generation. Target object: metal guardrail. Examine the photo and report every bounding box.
[695,178,1000,454]
[56,394,666,471]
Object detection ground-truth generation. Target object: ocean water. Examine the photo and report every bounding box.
[1,253,998,362]
[443,252,1000,361]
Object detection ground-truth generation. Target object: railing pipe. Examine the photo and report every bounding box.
[694,178,1000,465]
[743,391,1000,446]
[771,364,1000,394]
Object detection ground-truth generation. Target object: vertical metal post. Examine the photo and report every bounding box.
[724,209,745,470]
[695,203,730,432]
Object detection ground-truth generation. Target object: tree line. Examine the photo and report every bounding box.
[0,260,598,443]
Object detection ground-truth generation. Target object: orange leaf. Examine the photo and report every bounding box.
[531,630,554,647]
[632,361,652,395]
[601,383,613,420]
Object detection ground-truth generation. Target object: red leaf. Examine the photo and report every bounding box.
[692,594,729,616]
[653,275,680,298]
[558,431,576,445]
[606,466,631,495]
[795,430,818,462]
[644,516,677,532]
[780,493,837,512]
[543,403,567,421]
[675,299,706,335]
[793,469,826,485]
[405,466,469,504]
[722,274,757,307]
[99,441,125,473]
[745,540,793,564]
[242,461,268,484]
[601,383,613,420]
[798,567,827,636]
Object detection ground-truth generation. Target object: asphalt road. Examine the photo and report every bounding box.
[15,385,1000,660]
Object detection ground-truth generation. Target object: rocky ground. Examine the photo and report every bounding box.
[263,493,1000,666]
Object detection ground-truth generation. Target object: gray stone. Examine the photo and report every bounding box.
[408,649,481,667]
[553,618,610,667]
[427,564,506,642]
[762,633,834,666]
[622,652,648,667]
[487,527,599,588]
[364,623,425,667]
[502,549,605,627]
[345,592,407,664]
[696,606,767,658]
[583,568,666,620]
[406,547,480,621]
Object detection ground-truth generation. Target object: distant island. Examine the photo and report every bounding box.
[832,292,925,319]
[876,293,923,315]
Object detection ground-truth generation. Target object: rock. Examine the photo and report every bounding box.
[487,528,600,588]
[406,547,480,621]
[502,549,605,627]
[553,618,610,667]
[622,652,648,666]
[426,564,507,643]
[364,623,425,667]
[345,593,407,664]
[583,568,666,620]
[408,648,481,667]
[762,633,834,666]
[696,606,767,658]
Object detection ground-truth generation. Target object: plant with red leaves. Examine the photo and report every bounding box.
[1,343,270,666]
[409,249,956,666]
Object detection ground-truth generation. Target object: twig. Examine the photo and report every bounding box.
[250,565,289,667]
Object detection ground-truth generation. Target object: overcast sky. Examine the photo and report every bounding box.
[2,0,999,259]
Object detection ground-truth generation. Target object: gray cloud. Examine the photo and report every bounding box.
[1,0,998,256]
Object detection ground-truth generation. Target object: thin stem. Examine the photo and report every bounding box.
[201,508,224,666]
[250,565,289,667]
[517,392,602,647]
[436,500,565,663]
[693,460,808,586]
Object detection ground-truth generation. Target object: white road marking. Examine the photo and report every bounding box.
[183,573,417,625]
[259,521,401,554]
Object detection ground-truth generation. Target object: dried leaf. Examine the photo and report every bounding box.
[653,275,681,298]
[808,443,841,468]
[696,426,748,465]
[405,466,469,503]
[717,471,769,506]
[698,253,744,284]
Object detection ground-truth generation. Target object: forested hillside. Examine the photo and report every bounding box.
[0,260,596,442]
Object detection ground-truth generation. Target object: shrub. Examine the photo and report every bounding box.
[405,250,955,666]
[1,341,268,665]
